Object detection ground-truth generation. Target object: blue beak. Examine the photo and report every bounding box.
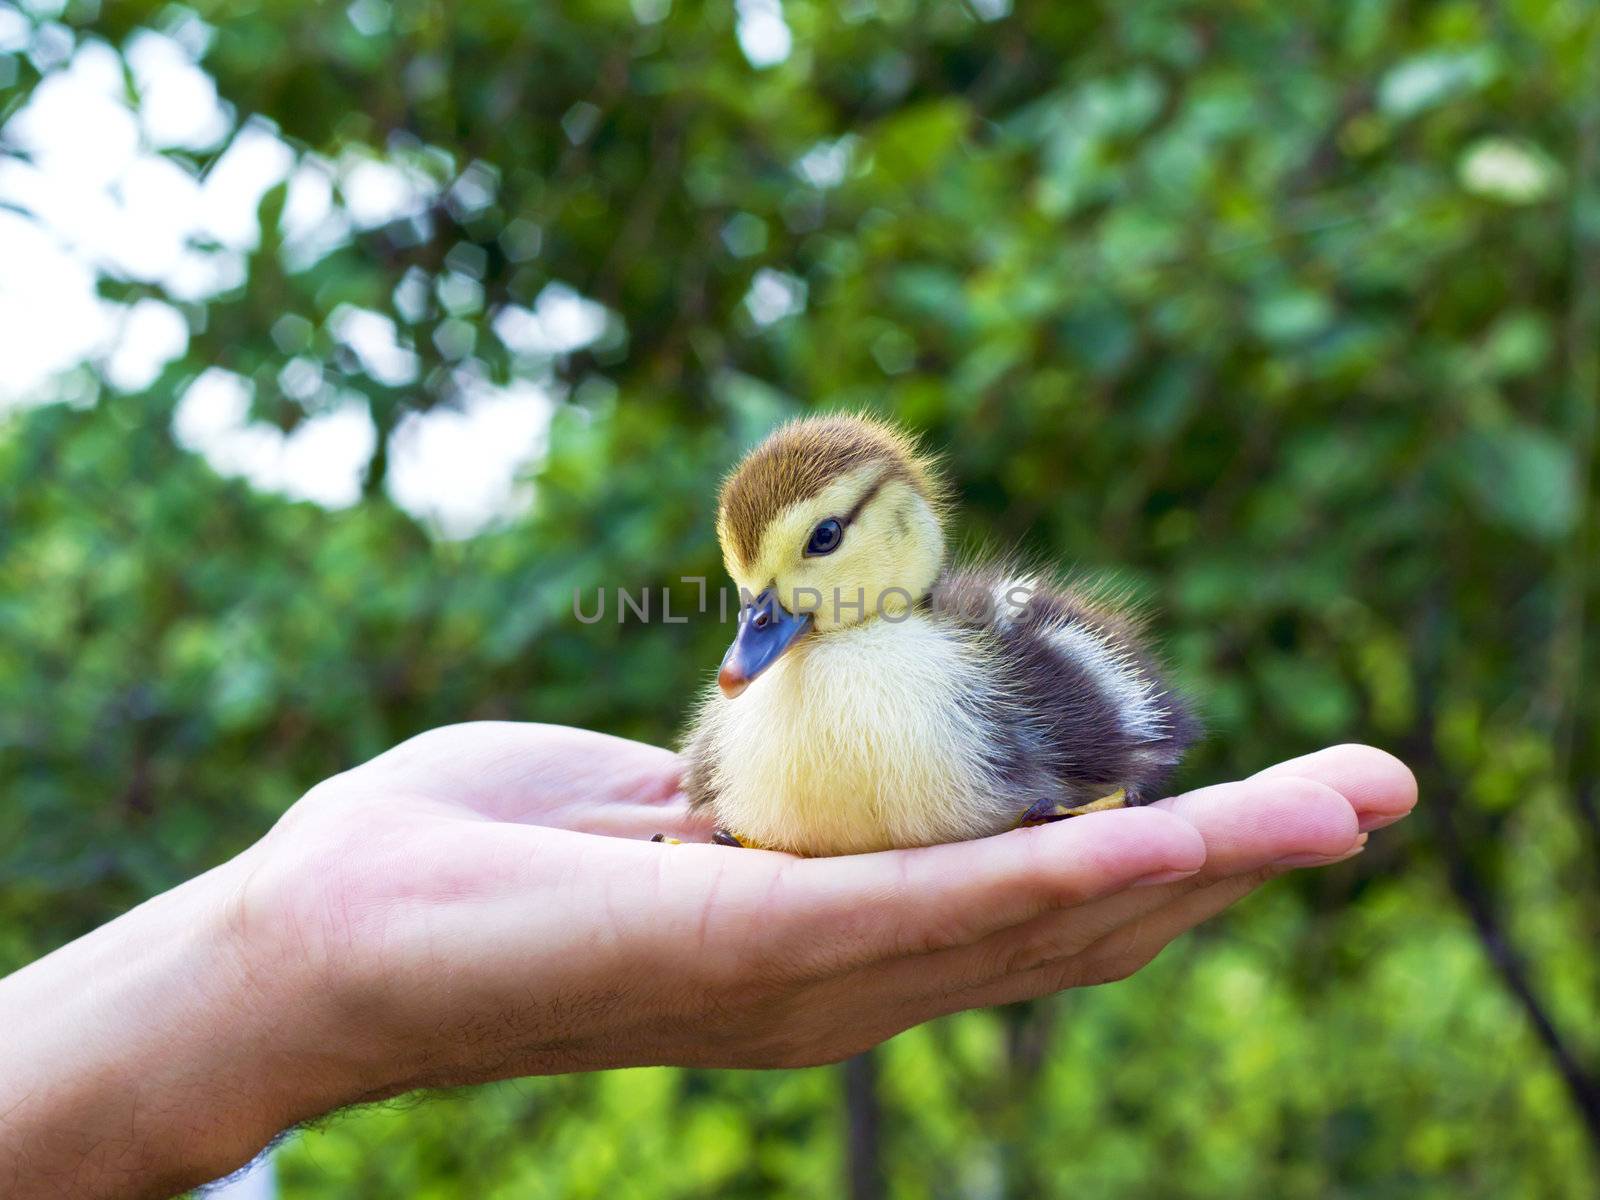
[718,588,813,698]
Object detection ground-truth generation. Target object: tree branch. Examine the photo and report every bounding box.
[842,1051,884,1200]
[1428,774,1600,1147]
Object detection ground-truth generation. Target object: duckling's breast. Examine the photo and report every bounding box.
[695,613,1021,855]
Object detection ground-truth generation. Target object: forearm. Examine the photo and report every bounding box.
[0,858,363,1200]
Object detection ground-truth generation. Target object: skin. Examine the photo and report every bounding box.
[0,722,1416,1200]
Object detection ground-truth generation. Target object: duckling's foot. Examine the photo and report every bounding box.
[650,828,753,847]
[1019,788,1128,827]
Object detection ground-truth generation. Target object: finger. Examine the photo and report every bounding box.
[759,807,1206,977]
[717,769,1360,986]
[1251,743,1418,831]
[1067,838,1360,987]
[992,838,1369,985]
[1149,775,1361,874]
[569,792,721,842]
[370,721,692,827]
[927,869,1282,1014]
[905,841,1366,1019]
[854,778,1356,1000]
[1040,754,1397,962]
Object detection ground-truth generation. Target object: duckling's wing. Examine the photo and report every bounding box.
[928,567,1198,807]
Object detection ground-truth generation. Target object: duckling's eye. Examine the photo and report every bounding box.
[804,517,844,557]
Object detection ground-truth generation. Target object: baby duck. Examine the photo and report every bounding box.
[679,413,1197,856]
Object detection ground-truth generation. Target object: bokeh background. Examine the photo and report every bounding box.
[3,0,1599,1196]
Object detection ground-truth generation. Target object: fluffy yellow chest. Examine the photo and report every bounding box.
[699,615,1017,855]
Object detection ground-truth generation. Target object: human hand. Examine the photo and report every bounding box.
[0,723,1416,1199]
[240,724,1415,1085]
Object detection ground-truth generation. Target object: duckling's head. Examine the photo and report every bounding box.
[714,413,947,697]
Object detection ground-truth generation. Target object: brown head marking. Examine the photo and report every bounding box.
[717,414,941,567]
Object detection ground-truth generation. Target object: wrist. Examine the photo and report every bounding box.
[0,851,378,1198]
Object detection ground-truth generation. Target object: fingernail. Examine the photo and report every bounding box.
[1358,811,1406,833]
[1276,835,1367,869]
[1133,867,1202,887]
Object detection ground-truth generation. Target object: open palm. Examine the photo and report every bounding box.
[236,722,1416,1096]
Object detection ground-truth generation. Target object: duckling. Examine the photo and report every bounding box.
[676,413,1197,857]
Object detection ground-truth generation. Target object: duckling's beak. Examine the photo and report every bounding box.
[718,588,813,698]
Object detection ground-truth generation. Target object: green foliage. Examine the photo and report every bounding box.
[3,0,1599,1195]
